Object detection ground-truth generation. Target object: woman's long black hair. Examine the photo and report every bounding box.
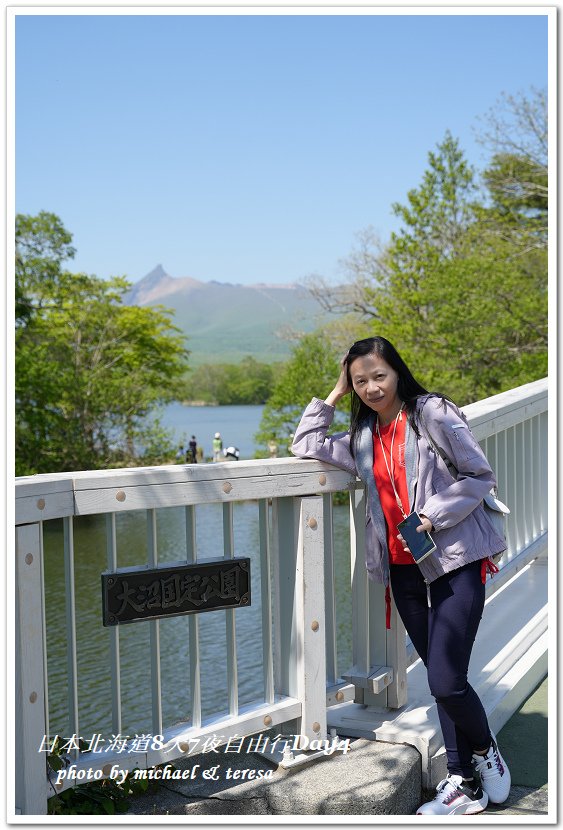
[346,336,430,456]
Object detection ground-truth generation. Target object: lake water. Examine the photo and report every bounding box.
[43,403,353,739]
[43,503,352,740]
[160,403,265,460]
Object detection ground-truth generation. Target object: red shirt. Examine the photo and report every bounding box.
[372,412,413,565]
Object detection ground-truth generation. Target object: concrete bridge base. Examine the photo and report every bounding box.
[124,737,422,816]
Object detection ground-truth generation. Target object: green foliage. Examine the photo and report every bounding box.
[255,331,350,455]
[181,356,276,404]
[483,152,547,222]
[46,738,160,815]
[48,776,137,815]
[16,213,190,475]
[391,131,477,260]
[476,87,547,233]
[341,128,546,405]
[352,133,488,400]
[274,90,547,419]
[16,211,76,323]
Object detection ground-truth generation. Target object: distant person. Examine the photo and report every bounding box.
[212,432,223,462]
[267,436,278,458]
[223,446,240,461]
[187,435,198,463]
[175,445,185,463]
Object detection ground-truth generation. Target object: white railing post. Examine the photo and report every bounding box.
[185,505,202,728]
[348,486,368,705]
[272,496,298,720]
[15,523,47,815]
[258,500,275,705]
[322,493,338,686]
[345,486,394,707]
[223,503,239,717]
[296,495,327,741]
[105,514,122,734]
[272,495,327,740]
[146,509,163,736]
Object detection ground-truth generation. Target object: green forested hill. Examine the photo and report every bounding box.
[125,265,331,366]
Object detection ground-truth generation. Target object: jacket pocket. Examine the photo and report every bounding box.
[450,423,482,462]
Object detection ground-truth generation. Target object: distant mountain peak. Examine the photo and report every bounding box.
[125,265,202,305]
[123,265,333,365]
[126,265,175,305]
[125,266,309,310]
[143,264,170,283]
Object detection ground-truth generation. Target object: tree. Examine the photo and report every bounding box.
[476,87,547,212]
[477,88,547,256]
[305,227,389,319]
[364,133,496,399]
[15,214,189,475]
[16,211,76,323]
[232,356,276,405]
[180,357,276,405]
[302,116,547,404]
[370,131,546,399]
[483,153,547,228]
[255,330,352,456]
[466,88,548,390]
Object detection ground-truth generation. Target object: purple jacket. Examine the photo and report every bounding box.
[291,395,507,586]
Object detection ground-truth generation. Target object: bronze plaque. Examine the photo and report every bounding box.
[101,558,251,626]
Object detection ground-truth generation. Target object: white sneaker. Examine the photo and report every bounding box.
[472,733,511,804]
[416,774,488,815]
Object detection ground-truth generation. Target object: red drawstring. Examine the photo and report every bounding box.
[481,557,499,584]
[385,585,391,629]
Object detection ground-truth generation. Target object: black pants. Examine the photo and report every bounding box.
[390,561,491,778]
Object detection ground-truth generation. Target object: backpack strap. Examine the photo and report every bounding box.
[418,406,508,573]
[417,408,459,479]
[419,406,509,516]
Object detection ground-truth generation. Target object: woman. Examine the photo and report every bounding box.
[291,336,510,816]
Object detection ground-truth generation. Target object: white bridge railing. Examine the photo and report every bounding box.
[14,378,548,814]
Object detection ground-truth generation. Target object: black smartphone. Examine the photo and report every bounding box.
[397,511,437,564]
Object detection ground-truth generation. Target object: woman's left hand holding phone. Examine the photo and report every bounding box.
[397,514,433,553]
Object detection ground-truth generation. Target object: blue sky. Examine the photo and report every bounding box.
[15,11,549,285]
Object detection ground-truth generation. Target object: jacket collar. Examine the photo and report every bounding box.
[355,408,420,510]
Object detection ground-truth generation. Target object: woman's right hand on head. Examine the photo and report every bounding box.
[325,353,352,406]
